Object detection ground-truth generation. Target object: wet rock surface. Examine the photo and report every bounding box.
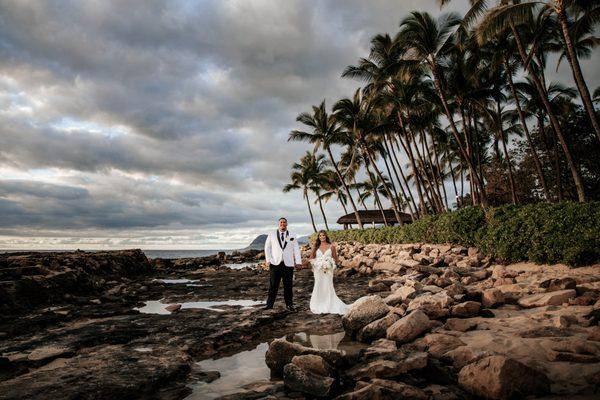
[2,242,600,399]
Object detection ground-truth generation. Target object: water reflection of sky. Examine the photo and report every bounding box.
[222,262,256,270]
[186,342,271,400]
[134,299,263,314]
[187,331,349,399]
[154,278,197,284]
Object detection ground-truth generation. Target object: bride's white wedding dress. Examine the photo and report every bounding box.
[310,247,349,315]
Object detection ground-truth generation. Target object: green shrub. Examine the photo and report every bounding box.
[311,201,600,266]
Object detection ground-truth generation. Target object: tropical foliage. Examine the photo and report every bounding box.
[318,201,600,266]
[286,1,600,232]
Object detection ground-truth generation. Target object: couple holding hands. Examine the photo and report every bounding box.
[263,217,349,315]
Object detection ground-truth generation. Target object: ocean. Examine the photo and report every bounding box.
[0,249,245,259]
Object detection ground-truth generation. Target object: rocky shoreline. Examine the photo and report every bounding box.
[0,244,599,399]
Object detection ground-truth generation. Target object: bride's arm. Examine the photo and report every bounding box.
[308,245,316,260]
[332,244,339,264]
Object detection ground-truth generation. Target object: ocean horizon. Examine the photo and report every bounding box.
[0,248,252,259]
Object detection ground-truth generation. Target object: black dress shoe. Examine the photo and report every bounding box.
[263,305,273,310]
[285,305,296,312]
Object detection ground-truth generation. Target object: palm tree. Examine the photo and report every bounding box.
[283,153,319,232]
[397,11,488,205]
[333,89,404,225]
[500,41,552,200]
[289,101,364,228]
[305,152,331,231]
[476,1,588,201]
[547,0,600,142]
[319,169,349,216]
[358,172,391,223]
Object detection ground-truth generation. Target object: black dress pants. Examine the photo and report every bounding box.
[266,262,294,307]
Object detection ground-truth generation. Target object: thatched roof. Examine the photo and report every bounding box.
[336,210,413,225]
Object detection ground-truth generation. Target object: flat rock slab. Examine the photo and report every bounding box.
[518,290,576,308]
[458,355,550,399]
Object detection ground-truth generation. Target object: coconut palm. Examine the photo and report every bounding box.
[358,172,392,222]
[305,152,331,231]
[397,11,488,205]
[283,153,319,232]
[288,101,364,228]
[475,0,588,201]
[333,89,404,225]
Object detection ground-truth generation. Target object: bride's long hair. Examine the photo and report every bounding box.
[311,230,331,258]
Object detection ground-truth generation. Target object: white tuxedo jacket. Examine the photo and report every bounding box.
[264,230,302,267]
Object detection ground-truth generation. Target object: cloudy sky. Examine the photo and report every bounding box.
[1,0,598,250]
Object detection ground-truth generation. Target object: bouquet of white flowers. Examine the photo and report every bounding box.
[310,256,336,274]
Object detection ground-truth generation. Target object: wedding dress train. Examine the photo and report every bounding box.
[309,247,349,315]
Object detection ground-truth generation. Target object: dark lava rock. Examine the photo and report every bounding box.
[283,363,335,397]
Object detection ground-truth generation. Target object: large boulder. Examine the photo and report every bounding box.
[416,333,465,358]
[481,288,505,308]
[386,310,431,343]
[383,286,416,306]
[458,355,550,399]
[517,289,576,308]
[357,313,400,343]
[342,296,390,334]
[406,292,453,319]
[283,363,335,397]
[373,262,403,274]
[291,354,334,377]
[265,339,343,375]
[451,301,481,318]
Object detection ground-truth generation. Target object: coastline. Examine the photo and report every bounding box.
[1,244,599,399]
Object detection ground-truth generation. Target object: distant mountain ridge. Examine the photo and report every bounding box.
[244,234,309,250]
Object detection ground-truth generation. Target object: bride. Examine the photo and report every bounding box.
[308,230,349,315]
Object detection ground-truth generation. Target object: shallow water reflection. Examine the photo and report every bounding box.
[187,331,353,399]
[154,278,197,284]
[222,262,256,270]
[186,342,271,400]
[134,299,263,314]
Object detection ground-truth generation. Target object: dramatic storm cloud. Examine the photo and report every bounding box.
[0,0,597,249]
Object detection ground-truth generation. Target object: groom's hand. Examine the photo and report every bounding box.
[294,264,302,271]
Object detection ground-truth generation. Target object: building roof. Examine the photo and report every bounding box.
[336,209,413,224]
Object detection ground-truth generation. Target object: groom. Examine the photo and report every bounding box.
[264,217,302,311]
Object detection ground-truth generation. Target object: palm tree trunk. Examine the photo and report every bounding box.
[467,108,485,205]
[498,128,518,205]
[413,130,442,213]
[538,114,561,201]
[352,176,369,211]
[325,146,363,228]
[383,135,416,219]
[397,114,428,215]
[430,134,449,210]
[446,147,460,208]
[509,20,586,202]
[505,57,551,200]
[460,165,465,202]
[557,7,600,142]
[362,145,399,225]
[381,148,405,223]
[338,193,348,215]
[430,64,487,206]
[316,193,330,231]
[423,130,447,211]
[304,190,317,233]
[363,159,389,226]
[388,135,419,220]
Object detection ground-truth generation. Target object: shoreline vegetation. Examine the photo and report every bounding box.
[318,201,600,266]
[285,2,600,234]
